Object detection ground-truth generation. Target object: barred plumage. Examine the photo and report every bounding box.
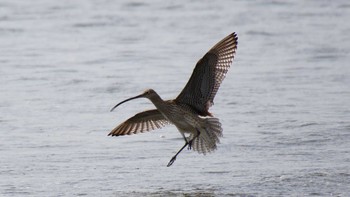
[176,33,238,115]
[109,33,238,167]
[191,117,223,154]
[109,109,169,135]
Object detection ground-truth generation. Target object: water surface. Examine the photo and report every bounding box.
[1,0,349,196]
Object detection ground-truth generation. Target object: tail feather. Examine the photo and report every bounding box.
[191,117,223,154]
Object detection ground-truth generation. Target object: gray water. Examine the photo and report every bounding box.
[1,0,349,196]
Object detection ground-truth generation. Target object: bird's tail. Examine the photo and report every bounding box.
[191,117,223,154]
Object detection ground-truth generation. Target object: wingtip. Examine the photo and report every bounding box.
[228,32,238,44]
[231,32,238,44]
[231,32,237,38]
[228,32,238,51]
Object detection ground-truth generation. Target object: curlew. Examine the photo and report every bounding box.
[109,33,238,167]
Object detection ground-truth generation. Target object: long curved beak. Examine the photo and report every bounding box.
[110,93,145,112]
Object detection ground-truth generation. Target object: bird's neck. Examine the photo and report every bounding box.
[148,92,166,109]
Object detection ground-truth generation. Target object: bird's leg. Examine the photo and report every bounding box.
[180,132,189,143]
[188,129,201,150]
[167,141,188,167]
[188,140,193,150]
[166,130,200,167]
[180,132,191,150]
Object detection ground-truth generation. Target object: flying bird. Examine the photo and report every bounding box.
[109,33,238,167]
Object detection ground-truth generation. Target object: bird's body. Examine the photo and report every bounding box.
[147,93,222,155]
[109,33,238,166]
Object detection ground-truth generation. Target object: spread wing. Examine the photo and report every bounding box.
[175,33,238,116]
[108,109,170,136]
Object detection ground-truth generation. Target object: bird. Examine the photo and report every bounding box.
[109,33,238,167]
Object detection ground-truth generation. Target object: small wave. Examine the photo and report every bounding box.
[299,122,318,127]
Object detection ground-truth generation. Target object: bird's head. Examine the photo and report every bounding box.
[110,89,157,112]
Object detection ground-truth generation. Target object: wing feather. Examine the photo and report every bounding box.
[108,109,170,136]
[175,33,238,115]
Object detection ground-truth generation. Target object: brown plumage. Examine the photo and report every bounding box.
[176,33,237,116]
[109,33,238,167]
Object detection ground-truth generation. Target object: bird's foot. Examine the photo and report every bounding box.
[167,156,177,167]
[188,140,193,150]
